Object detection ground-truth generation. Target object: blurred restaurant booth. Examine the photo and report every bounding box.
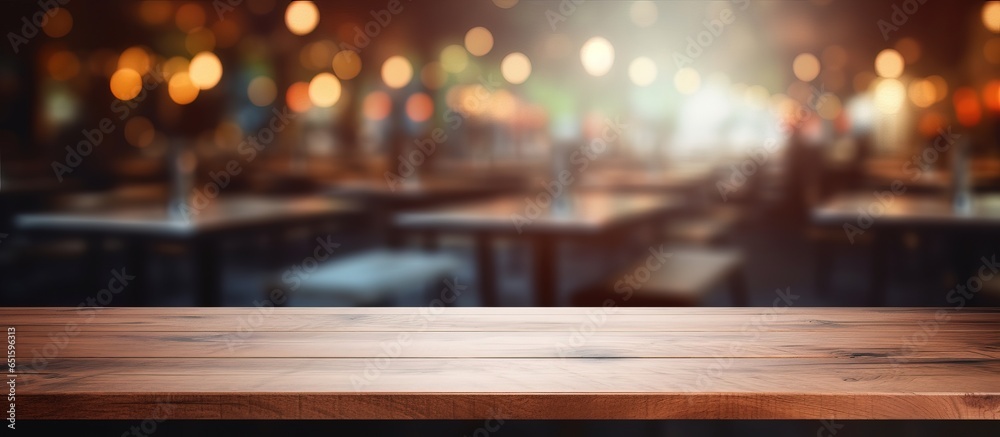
[0,0,998,309]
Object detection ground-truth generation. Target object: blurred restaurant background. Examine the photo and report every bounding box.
[1,0,999,310]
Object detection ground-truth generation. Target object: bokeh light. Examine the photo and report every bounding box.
[285,1,320,36]
[308,72,342,107]
[984,1,1000,33]
[464,27,494,57]
[286,81,312,113]
[674,68,700,95]
[421,62,447,90]
[907,79,936,108]
[167,71,199,105]
[628,57,657,87]
[406,93,434,122]
[162,57,189,80]
[332,50,362,80]
[363,91,392,120]
[925,75,948,102]
[110,68,143,100]
[492,0,518,8]
[47,51,80,81]
[581,37,615,77]
[189,52,223,90]
[138,1,173,25]
[953,87,982,126]
[440,45,469,74]
[500,52,531,85]
[41,8,73,38]
[792,53,820,82]
[247,76,277,107]
[874,49,904,78]
[118,46,151,76]
[873,78,905,114]
[381,56,413,89]
[984,80,1000,112]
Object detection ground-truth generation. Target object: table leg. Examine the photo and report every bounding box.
[474,232,497,306]
[194,236,222,307]
[534,235,557,307]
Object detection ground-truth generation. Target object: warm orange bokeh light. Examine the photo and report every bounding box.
[286,81,313,113]
[406,93,434,122]
[363,91,392,121]
[42,8,73,38]
[332,50,362,80]
[984,80,1000,112]
[110,68,143,100]
[953,87,982,127]
[168,71,200,105]
[175,3,206,33]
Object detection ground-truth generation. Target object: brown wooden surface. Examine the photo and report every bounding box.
[6,307,1000,419]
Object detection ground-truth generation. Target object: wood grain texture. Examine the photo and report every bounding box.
[4,307,1000,420]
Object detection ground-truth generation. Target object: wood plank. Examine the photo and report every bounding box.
[6,308,1000,420]
[13,330,1000,359]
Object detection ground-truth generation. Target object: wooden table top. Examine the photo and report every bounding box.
[15,195,359,237]
[396,192,679,234]
[813,193,1000,227]
[7,307,1000,420]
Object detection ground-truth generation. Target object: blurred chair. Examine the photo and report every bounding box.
[572,246,748,307]
[273,249,461,306]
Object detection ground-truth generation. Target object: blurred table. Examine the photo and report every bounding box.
[327,177,514,246]
[16,195,360,306]
[812,193,1000,305]
[576,167,713,201]
[397,192,680,306]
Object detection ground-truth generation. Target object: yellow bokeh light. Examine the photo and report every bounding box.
[175,3,206,33]
[189,52,222,90]
[874,78,905,114]
[168,71,199,105]
[874,49,904,78]
[285,1,319,36]
[110,68,143,100]
[332,50,362,80]
[464,27,494,57]
[792,53,820,82]
[286,81,312,113]
[674,68,700,95]
[42,8,73,38]
[406,93,434,122]
[500,52,531,85]
[984,1,1000,33]
[628,57,657,87]
[421,62,447,90]
[118,46,150,76]
[363,91,392,120]
[440,45,469,74]
[247,76,277,107]
[381,56,413,89]
[580,36,615,77]
[908,79,937,108]
[308,72,341,108]
[47,51,80,81]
